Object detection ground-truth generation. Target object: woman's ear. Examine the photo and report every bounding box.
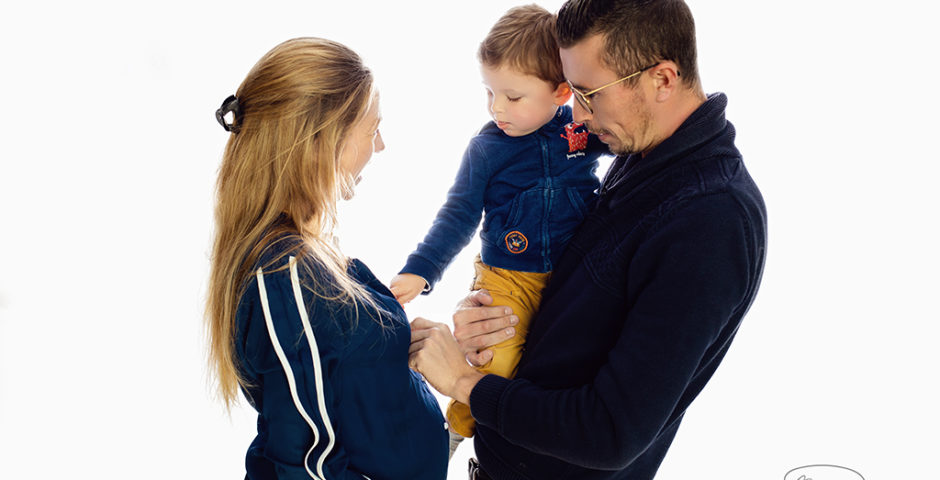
[553,82,572,105]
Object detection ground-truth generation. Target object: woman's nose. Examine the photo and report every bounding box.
[374,131,386,153]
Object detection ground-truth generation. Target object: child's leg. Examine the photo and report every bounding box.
[446,257,549,439]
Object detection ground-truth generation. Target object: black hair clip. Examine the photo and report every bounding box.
[215,94,242,133]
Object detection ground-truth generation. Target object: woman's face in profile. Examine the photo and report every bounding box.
[339,95,384,198]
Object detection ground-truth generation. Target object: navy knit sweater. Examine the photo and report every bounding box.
[469,93,767,479]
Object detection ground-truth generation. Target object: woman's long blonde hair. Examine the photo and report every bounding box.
[206,37,382,409]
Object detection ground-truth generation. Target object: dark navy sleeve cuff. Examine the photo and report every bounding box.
[469,374,511,429]
[399,254,443,293]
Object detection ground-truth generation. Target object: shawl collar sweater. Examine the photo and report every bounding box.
[469,93,767,480]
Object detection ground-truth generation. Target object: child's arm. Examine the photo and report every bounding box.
[397,139,490,295]
[389,273,428,305]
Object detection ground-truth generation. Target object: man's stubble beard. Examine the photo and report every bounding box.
[586,89,653,157]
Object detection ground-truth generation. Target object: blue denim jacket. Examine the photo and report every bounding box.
[401,105,607,290]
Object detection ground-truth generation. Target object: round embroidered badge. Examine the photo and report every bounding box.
[504,231,528,254]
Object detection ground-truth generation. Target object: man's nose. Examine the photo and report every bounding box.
[572,100,592,124]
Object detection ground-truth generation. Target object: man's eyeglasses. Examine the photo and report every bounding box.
[567,63,661,114]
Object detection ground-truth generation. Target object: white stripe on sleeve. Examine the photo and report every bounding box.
[289,256,337,480]
[256,267,321,480]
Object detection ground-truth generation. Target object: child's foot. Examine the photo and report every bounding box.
[448,430,465,460]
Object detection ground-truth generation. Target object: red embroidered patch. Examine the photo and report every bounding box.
[560,122,589,152]
[505,231,528,254]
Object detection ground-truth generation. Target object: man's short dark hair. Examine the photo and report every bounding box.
[557,0,700,88]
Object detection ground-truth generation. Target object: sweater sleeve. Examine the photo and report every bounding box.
[399,138,489,291]
[470,193,756,469]
[246,258,367,480]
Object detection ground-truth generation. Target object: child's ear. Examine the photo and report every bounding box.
[553,82,572,105]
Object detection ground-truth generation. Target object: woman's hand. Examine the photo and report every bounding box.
[409,317,484,405]
[389,273,427,305]
[452,290,518,366]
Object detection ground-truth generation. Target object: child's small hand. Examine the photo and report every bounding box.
[390,273,428,305]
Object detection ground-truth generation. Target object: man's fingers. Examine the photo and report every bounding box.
[454,313,518,340]
[470,289,494,306]
[409,338,425,355]
[462,326,516,351]
[457,289,494,309]
[410,317,437,330]
[466,349,493,367]
[455,305,515,327]
[410,327,432,344]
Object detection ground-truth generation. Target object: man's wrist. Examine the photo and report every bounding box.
[453,370,485,405]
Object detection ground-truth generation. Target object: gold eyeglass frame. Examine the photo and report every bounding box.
[567,63,661,113]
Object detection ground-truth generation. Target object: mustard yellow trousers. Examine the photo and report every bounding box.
[446,257,550,438]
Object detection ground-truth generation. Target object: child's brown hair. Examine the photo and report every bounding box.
[478,4,565,85]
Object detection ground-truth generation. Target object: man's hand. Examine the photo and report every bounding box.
[389,273,428,305]
[452,289,518,366]
[409,317,484,404]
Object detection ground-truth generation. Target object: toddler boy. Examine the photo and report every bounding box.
[389,4,607,457]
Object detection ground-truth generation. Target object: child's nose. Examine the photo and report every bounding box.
[490,97,504,114]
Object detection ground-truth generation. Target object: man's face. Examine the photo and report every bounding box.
[560,34,655,156]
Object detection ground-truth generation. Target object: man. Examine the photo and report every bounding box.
[409,1,767,478]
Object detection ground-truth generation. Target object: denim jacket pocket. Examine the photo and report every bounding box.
[497,187,543,257]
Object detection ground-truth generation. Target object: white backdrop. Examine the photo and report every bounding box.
[1,1,937,479]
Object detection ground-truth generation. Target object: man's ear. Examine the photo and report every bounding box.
[651,61,681,102]
[553,82,573,105]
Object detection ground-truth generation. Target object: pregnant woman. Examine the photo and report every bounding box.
[205,37,447,480]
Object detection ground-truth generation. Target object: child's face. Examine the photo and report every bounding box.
[481,65,566,137]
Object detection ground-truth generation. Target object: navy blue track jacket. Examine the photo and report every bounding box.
[235,242,447,479]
